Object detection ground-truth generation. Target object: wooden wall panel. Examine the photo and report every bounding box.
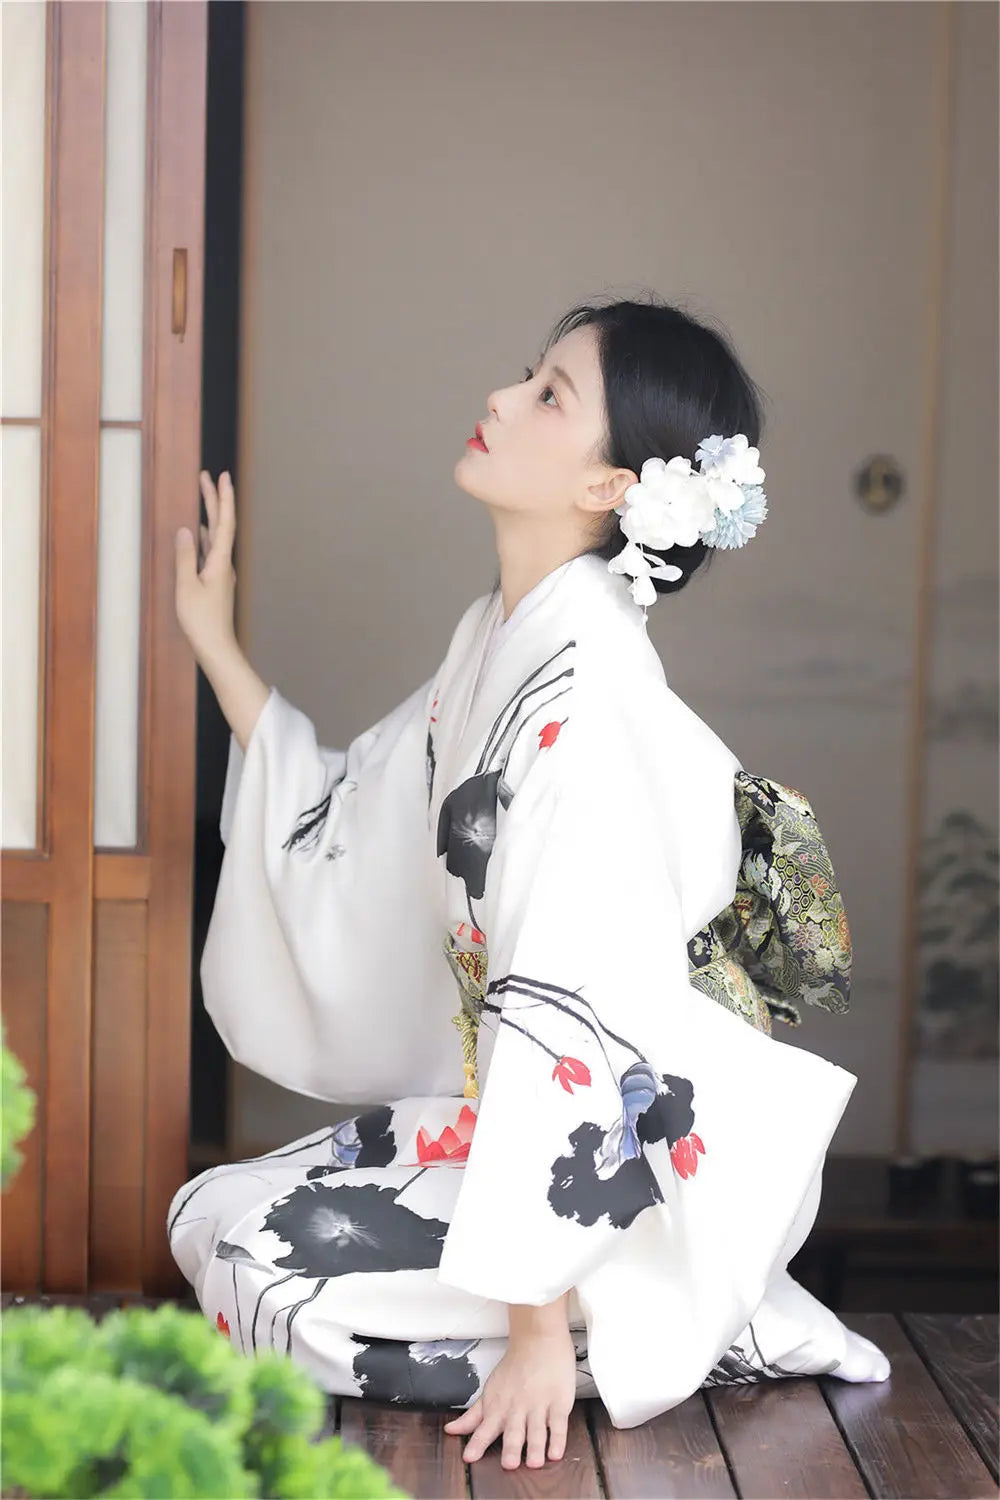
[141,0,207,1294]
[1,904,48,1289]
[41,0,105,1291]
[89,901,147,1289]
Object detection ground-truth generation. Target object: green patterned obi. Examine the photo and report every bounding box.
[687,772,853,1037]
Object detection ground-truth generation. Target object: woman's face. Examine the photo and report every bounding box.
[454,323,636,532]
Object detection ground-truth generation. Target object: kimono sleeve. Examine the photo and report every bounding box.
[435,717,857,1321]
[200,679,457,1105]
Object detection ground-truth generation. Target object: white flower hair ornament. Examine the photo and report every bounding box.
[608,433,768,610]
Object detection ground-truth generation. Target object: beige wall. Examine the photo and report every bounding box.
[910,1,998,1150]
[230,2,997,1155]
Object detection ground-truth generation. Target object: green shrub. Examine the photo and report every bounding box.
[1,1016,36,1191]
[0,1033,410,1499]
[1,1295,409,1500]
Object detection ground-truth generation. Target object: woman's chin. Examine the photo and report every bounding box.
[453,453,491,500]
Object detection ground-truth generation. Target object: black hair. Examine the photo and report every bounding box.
[540,292,768,596]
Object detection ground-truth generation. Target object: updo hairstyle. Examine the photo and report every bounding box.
[541,294,767,595]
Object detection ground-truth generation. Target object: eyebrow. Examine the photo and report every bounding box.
[533,358,579,401]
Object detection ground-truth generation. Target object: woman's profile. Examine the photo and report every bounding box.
[169,294,891,1472]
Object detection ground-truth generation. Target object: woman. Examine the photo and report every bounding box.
[169,296,890,1473]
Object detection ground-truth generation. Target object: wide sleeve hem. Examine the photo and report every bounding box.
[200,674,460,1103]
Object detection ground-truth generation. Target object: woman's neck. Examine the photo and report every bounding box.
[491,512,588,622]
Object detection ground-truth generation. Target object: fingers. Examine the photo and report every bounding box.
[443,1401,480,1434]
[443,1397,571,1469]
[525,1410,549,1468]
[463,1410,505,1464]
[214,471,236,557]
[499,1414,526,1470]
[199,471,218,539]
[199,470,237,557]
[547,1409,569,1462]
[197,470,236,573]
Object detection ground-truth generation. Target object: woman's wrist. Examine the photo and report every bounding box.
[200,637,270,752]
[507,1291,571,1343]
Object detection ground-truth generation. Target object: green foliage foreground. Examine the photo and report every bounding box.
[1,1017,36,1193]
[0,1021,409,1499]
[1,1300,409,1500]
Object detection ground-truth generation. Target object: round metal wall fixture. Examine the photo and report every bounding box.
[854,455,906,514]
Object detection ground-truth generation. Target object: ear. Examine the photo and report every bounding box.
[583,467,637,517]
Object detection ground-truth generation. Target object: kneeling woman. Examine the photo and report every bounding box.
[169,295,890,1473]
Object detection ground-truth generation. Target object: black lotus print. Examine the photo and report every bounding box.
[167,1127,352,1240]
[350,1333,482,1407]
[547,1067,699,1231]
[304,1104,396,1180]
[484,973,707,1233]
[702,1323,842,1385]
[263,1179,449,1279]
[429,641,575,923]
[549,1119,663,1231]
[348,1329,595,1407]
[436,769,502,902]
[248,1166,447,1353]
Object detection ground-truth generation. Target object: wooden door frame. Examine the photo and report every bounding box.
[141,0,207,1294]
[2,0,207,1294]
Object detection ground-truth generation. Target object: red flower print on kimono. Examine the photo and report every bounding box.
[216,1312,231,1338]
[417,1104,478,1164]
[670,1131,706,1179]
[552,1056,591,1093]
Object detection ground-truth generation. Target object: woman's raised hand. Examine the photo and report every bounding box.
[175,470,238,670]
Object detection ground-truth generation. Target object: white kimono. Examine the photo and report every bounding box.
[167,551,889,1426]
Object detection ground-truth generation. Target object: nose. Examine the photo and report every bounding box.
[485,376,518,420]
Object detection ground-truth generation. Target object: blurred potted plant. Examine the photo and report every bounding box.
[0,1019,408,1499]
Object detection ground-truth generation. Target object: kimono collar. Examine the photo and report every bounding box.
[490,551,643,647]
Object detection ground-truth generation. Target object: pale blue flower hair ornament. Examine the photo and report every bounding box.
[608,433,768,610]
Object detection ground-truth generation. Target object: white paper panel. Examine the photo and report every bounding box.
[1,0,47,419]
[100,0,148,423]
[94,428,142,847]
[1,427,43,849]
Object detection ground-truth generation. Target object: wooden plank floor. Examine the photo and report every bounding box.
[3,1297,996,1498]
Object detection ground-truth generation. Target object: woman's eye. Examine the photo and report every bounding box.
[522,366,557,406]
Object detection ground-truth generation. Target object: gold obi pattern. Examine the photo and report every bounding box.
[443,932,488,1099]
[687,771,853,1033]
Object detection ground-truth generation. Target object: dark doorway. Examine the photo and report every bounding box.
[190,0,245,1166]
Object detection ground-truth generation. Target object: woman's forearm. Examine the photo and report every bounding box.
[201,639,271,753]
[507,1291,571,1343]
